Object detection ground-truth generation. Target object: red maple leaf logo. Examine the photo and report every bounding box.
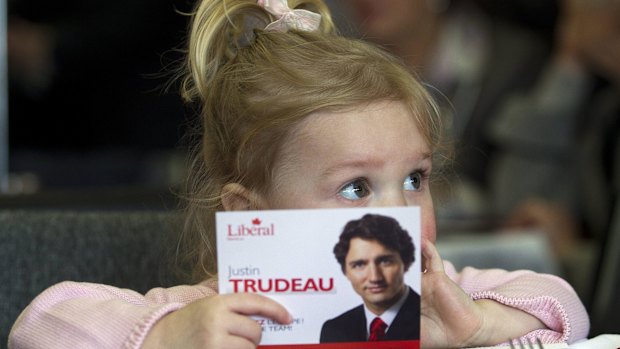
[252,218,262,225]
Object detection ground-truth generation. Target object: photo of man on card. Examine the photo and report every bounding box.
[320,214,421,343]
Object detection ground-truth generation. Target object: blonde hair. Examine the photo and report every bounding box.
[177,0,442,282]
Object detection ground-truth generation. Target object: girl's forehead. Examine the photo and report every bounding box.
[294,101,426,144]
[279,100,431,167]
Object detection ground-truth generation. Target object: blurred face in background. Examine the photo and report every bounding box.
[346,0,435,44]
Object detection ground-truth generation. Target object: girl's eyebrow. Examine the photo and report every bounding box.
[320,152,433,179]
[321,159,385,178]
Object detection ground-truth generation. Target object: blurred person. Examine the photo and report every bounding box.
[7,16,55,96]
[502,0,620,299]
[489,0,620,221]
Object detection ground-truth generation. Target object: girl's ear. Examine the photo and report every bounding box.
[221,183,269,211]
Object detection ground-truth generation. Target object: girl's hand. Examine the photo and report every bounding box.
[142,293,292,349]
[420,239,546,348]
[420,238,487,348]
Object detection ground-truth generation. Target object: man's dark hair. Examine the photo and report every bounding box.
[333,214,415,273]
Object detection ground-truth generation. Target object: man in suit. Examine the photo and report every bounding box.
[320,214,420,343]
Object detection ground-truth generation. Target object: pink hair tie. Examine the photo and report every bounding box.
[257,0,321,32]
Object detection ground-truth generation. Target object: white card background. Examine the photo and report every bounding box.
[216,207,421,345]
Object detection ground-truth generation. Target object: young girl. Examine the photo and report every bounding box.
[9,0,589,348]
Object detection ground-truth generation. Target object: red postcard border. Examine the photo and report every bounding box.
[259,340,419,349]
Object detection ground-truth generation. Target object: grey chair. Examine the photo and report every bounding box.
[590,175,620,335]
[0,210,184,346]
[590,199,620,335]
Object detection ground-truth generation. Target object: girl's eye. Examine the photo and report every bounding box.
[339,179,370,200]
[404,172,422,191]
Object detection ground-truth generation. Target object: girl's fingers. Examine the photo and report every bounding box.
[226,313,265,346]
[422,238,445,274]
[225,293,293,325]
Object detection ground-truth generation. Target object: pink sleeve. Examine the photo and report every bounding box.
[443,261,590,344]
[8,279,218,349]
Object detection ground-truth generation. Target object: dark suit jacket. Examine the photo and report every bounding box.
[319,288,420,343]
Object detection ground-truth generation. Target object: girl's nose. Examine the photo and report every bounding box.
[376,189,407,207]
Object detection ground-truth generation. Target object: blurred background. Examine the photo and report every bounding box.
[0,0,563,207]
[3,0,193,209]
[1,0,618,336]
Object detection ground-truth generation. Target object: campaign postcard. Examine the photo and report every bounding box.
[216,206,421,348]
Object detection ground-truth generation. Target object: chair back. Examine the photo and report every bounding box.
[0,210,183,345]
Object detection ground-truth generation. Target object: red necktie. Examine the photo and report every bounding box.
[368,317,387,341]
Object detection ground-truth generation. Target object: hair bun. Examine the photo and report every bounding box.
[179,0,335,103]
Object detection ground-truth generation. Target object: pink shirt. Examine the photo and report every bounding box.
[8,263,589,348]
